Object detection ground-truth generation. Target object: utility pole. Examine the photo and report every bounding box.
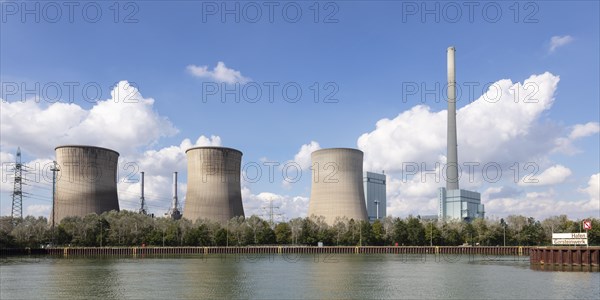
[501,218,506,247]
[359,223,362,246]
[374,200,380,220]
[430,222,433,247]
[50,161,60,244]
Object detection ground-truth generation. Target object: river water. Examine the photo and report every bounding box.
[1,254,598,299]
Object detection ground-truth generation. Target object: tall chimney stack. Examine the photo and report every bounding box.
[166,171,182,220]
[139,171,146,214]
[446,46,459,190]
[140,172,145,199]
[172,171,178,209]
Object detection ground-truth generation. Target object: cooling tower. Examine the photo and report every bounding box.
[53,145,119,224]
[183,147,244,223]
[308,148,368,224]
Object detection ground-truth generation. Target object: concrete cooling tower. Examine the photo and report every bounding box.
[53,145,120,224]
[183,147,245,223]
[308,148,368,224]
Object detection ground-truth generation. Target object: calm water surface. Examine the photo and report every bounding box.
[1,254,598,299]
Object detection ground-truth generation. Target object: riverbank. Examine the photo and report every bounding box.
[1,245,531,256]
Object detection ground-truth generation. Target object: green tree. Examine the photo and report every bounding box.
[461,222,476,245]
[274,222,291,244]
[586,218,600,245]
[406,216,425,245]
[391,218,408,245]
[257,220,276,244]
[331,217,348,246]
[358,220,372,246]
[520,217,545,246]
[423,222,441,246]
[440,222,462,246]
[300,217,319,245]
[371,220,385,246]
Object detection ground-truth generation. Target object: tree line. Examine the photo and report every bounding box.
[1,211,598,248]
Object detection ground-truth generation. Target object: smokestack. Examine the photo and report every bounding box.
[446,46,459,190]
[139,171,146,214]
[172,171,178,209]
[166,171,182,220]
[140,172,145,199]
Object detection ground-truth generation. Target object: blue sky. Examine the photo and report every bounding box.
[1,1,599,220]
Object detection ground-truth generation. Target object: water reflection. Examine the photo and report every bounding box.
[1,254,598,299]
[531,264,600,272]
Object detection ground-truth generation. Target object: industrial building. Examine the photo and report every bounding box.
[52,145,120,224]
[183,146,245,223]
[438,47,485,222]
[308,148,368,224]
[363,171,386,222]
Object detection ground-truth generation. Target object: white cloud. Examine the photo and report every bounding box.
[241,187,309,220]
[25,204,51,217]
[279,141,321,189]
[385,175,439,217]
[569,122,600,140]
[0,80,177,157]
[0,151,16,192]
[481,173,600,220]
[186,61,250,84]
[553,122,600,155]
[580,173,599,203]
[549,35,574,53]
[358,72,561,173]
[125,135,221,178]
[518,164,571,187]
[482,186,522,200]
[484,187,599,220]
[291,141,321,170]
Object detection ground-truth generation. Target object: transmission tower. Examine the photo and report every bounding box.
[11,147,25,222]
[261,198,283,226]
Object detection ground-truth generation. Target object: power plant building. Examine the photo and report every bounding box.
[363,172,386,222]
[183,147,245,223]
[308,148,368,224]
[52,145,120,224]
[438,47,484,222]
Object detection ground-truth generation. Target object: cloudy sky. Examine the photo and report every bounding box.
[1,1,598,221]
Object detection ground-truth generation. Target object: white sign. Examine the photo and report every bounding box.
[583,220,592,230]
[552,233,588,245]
[552,238,588,245]
[552,233,587,239]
